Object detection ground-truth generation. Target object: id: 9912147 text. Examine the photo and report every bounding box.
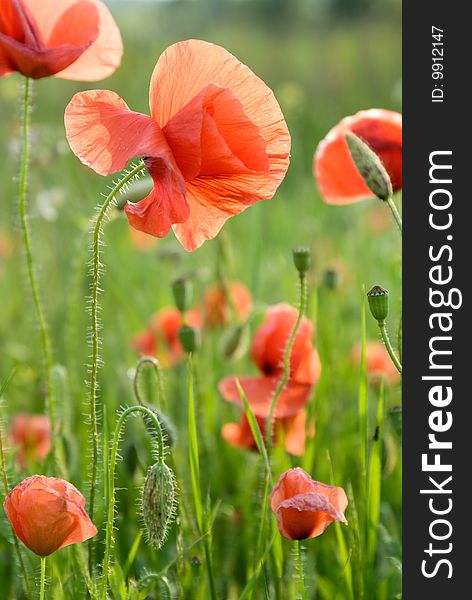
[432,26,444,103]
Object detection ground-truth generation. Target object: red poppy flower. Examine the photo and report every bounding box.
[0,0,122,80]
[270,468,348,540]
[4,475,97,556]
[133,306,202,367]
[204,281,252,327]
[314,109,402,205]
[351,341,400,385]
[219,303,321,454]
[64,39,291,251]
[11,414,51,467]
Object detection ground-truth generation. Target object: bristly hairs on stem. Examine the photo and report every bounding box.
[0,374,34,600]
[85,160,146,573]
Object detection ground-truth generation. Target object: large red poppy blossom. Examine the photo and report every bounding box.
[64,39,291,251]
[204,281,252,328]
[219,303,321,454]
[0,0,122,80]
[133,306,202,367]
[4,475,97,556]
[314,109,402,205]
[270,468,348,540]
[11,414,51,468]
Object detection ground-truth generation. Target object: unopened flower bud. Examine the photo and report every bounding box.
[220,323,250,360]
[178,325,199,353]
[172,277,192,314]
[367,285,389,322]
[142,462,178,549]
[292,246,311,275]
[323,268,341,290]
[345,132,393,200]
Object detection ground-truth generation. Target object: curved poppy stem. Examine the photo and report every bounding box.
[386,195,402,234]
[378,320,402,375]
[19,77,58,465]
[87,161,145,569]
[101,405,165,600]
[39,557,46,600]
[133,356,165,409]
[265,270,308,453]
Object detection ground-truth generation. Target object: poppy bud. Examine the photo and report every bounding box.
[172,277,192,314]
[323,268,340,290]
[345,132,393,200]
[142,462,178,548]
[367,285,389,322]
[292,246,311,275]
[178,325,199,353]
[220,323,250,361]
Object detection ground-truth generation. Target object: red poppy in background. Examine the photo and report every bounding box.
[351,341,401,386]
[0,0,122,80]
[133,306,202,367]
[4,475,97,556]
[204,281,252,327]
[270,468,347,540]
[314,109,402,205]
[219,303,321,454]
[65,39,291,251]
[11,414,51,467]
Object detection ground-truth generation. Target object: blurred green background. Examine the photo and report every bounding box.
[0,0,402,598]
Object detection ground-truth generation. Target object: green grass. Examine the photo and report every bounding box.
[0,2,401,598]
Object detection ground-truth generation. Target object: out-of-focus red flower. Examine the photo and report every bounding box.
[11,414,51,467]
[219,303,321,455]
[65,39,290,251]
[351,341,401,385]
[270,468,347,540]
[133,306,202,367]
[0,0,122,80]
[314,109,402,205]
[204,281,252,328]
[4,475,97,556]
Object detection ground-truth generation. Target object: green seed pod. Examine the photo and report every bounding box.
[367,285,389,322]
[292,246,311,275]
[323,267,341,290]
[220,322,250,361]
[345,132,393,200]
[172,277,192,314]
[178,324,200,353]
[142,462,178,549]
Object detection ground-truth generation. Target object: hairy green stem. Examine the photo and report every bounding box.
[101,405,164,600]
[39,557,46,600]
[265,271,308,452]
[19,77,57,461]
[87,161,145,561]
[133,356,165,408]
[386,196,402,234]
[378,321,402,374]
[296,541,306,600]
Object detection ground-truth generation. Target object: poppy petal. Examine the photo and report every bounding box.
[219,375,312,418]
[314,109,402,205]
[284,411,308,456]
[149,40,290,251]
[24,0,123,81]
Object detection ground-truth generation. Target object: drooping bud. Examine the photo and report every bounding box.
[178,325,199,353]
[142,462,178,549]
[367,285,389,322]
[220,322,250,360]
[345,132,393,200]
[292,246,311,275]
[323,267,341,290]
[172,277,192,314]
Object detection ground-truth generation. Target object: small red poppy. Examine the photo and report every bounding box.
[64,39,290,251]
[204,281,252,328]
[0,0,122,80]
[270,468,348,540]
[4,475,97,556]
[10,414,51,467]
[351,341,400,385]
[314,109,402,205]
[220,303,321,454]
